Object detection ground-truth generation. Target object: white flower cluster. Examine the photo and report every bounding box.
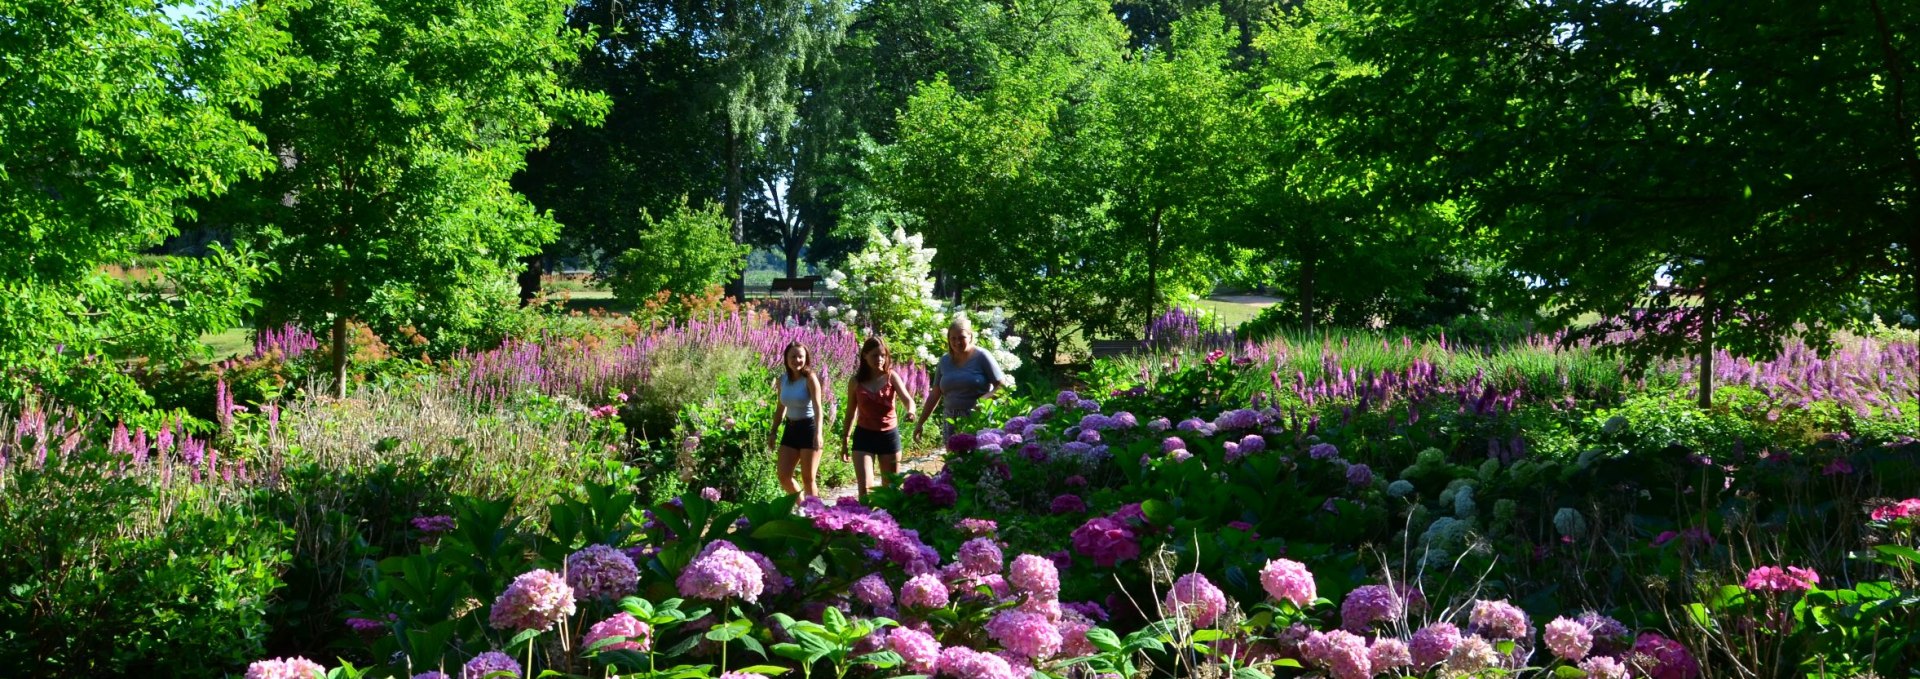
[822,228,1023,387]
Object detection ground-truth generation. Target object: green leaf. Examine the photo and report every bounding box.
[1190,629,1229,642]
[1554,667,1588,678]
[1874,544,1920,566]
[734,665,792,675]
[1085,628,1123,653]
[1141,499,1175,525]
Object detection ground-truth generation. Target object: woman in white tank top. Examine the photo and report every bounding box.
[769,341,824,497]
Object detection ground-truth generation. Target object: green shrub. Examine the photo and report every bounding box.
[607,200,748,315]
[0,451,290,677]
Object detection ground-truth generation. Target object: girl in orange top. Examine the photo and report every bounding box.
[838,336,919,500]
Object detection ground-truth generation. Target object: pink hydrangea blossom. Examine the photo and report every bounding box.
[888,627,942,673]
[1871,498,1920,521]
[489,569,576,632]
[1057,610,1097,657]
[700,487,721,501]
[1409,622,1462,667]
[1744,565,1820,593]
[463,651,522,679]
[1009,554,1061,599]
[1468,599,1530,640]
[1632,632,1702,679]
[1578,656,1630,679]
[937,646,1022,679]
[413,672,451,679]
[1162,573,1228,627]
[746,550,791,596]
[1258,558,1316,608]
[958,537,1004,576]
[853,573,893,608]
[583,612,652,653]
[1544,616,1593,661]
[1368,638,1411,671]
[567,544,639,601]
[1445,635,1500,673]
[1340,585,1406,632]
[675,540,765,602]
[987,609,1063,659]
[1070,517,1140,567]
[901,572,950,609]
[1299,630,1371,679]
[246,657,326,679]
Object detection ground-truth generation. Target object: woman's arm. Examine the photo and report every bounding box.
[839,377,860,459]
[807,373,825,449]
[914,384,944,444]
[890,370,919,422]
[769,378,786,450]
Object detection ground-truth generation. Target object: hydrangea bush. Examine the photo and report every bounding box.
[821,227,1022,379]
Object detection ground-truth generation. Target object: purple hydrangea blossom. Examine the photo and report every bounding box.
[986,608,1063,659]
[1162,573,1227,627]
[1070,517,1140,567]
[901,573,950,609]
[675,540,765,603]
[1050,494,1087,514]
[463,651,522,679]
[566,544,640,601]
[490,569,576,632]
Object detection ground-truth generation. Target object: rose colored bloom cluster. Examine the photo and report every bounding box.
[1050,494,1087,514]
[947,434,979,453]
[1300,630,1371,679]
[853,573,893,607]
[1871,498,1920,521]
[1009,554,1061,599]
[1345,463,1373,486]
[1468,599,1530,640]
[1070,516,1140,567]
[566,544,640,600]
[1168,449,1193,463]
[745,550,791,596]
[901,572,950,609]
[489,569,576,632]
[888,627,942,673]
[1258,558,1316,608]
[1340,585,1406,632]
[1745,565,1820,593]
[1446,636,1500,672]
[956,518,999,535]
[1162,573,1227,627]
[986,608,1063,659]
[1409,622,1462,667]
[937,645,1022,679]
[246,657,326,679]
[1368,638,1411,671]
[1057,611,1097,657]
[1544,616,1594,660]
[958,537,1004,576]
[1632,632,1702,679]
[1161,436,1186,453]
[700,487,721,501]
[1579,656,1630,678]
[583,612,652,653]
[675,540,766,603]
[463,651,522,679]
[411,515,456,534]
[1309,442,1340,460]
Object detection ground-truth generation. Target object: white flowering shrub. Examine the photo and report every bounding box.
[823,228,1023,385]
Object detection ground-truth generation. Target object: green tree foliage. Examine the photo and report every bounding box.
[237,0,608,396]
[608,201,750,310]
[1316,0,1919,404]
[0,0,284,410]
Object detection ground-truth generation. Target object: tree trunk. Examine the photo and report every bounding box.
[516,252,545,307]
[1698,302,1715,409]
[1146,209,1163,331]
[330,310,349,399]
[784,236,801,279]
[1869,0,1920,313]
[724,126,746,299]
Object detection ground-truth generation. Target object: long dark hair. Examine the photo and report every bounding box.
[854,336,889,384]
[782,341,812,382]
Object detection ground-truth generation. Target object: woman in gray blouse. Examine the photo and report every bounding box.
[914,315,1009,445]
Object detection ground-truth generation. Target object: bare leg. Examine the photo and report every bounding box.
[877,454,899,488]
[852,450,873,500]
[777,446,801,495]
[798,447,821,497]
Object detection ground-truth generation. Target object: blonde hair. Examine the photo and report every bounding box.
[948,314,974,335]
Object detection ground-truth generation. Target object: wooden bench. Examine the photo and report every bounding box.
[768,277,817,297]
[1089,339,1146,359]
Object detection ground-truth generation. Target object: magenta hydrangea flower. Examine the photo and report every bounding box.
[1299,630,1371,679]
[675,540,765,603]
[1258,558,1316,608]
[1340,585,1406,632]
[958,537,1004,576]
[583,612,652,653]
[1162,573,1228,627]
[246,657,326,679]
[1070,517,1140,567]
[1057,611,1097,657]
[745,550,791,596]
[414,672,451,679]
[947,434,979,453]
[888,627,942,673]
[937,646,1021,679]
[987,609,1064,659]
[1169,449,1193,463]
[1309,443,1340,460]
[1368,638,1411,671]
[411,515,456,535]
[566,544,640,601]
[1870,497,1920,521]
[1544,616,1593,661]
[1009,554,1061,599]
[901,572,950,609]
[1578,656,1630,679]
[1744,565,1820,593]
[463,651,522,679]
[489,569,576,632]
[1050,494,1087,514]
[1409,622,1462,667]
[853,573,893,607]
[1467,599,1530,640]
[1632,632,1702,679]
[1161,437,1186,453]
[1238,434,1266,454]
[956,518,999,535]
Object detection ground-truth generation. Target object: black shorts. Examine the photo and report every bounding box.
[780,419,818,449]
[850,426,901,457]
